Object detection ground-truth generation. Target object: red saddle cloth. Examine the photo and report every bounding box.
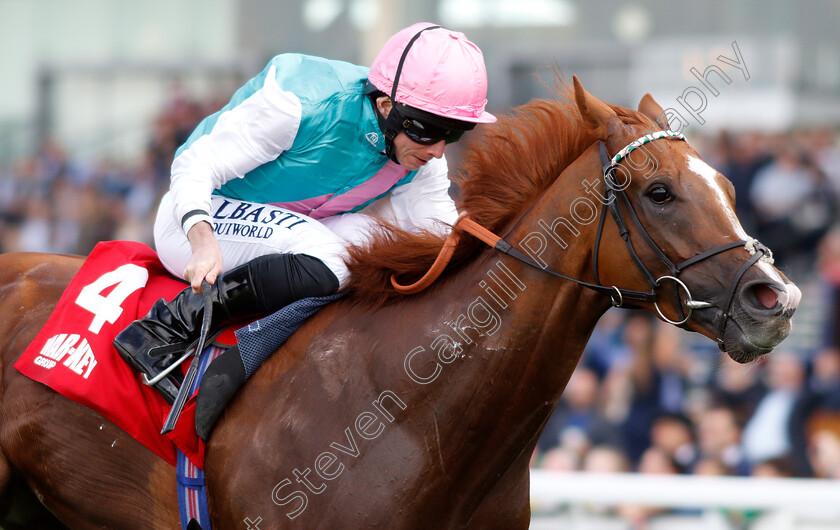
[14,240,229,469]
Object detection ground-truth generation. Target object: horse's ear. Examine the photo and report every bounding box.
[638,93,671,130]
[574,76,633,152]
[573,75,617,139]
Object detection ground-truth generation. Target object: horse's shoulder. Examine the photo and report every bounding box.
[0,252,83,297]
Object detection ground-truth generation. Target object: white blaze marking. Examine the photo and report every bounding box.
[786,282,802,309]
[686,154,750,240]
[686,154,801,310]
[755,260,784,285]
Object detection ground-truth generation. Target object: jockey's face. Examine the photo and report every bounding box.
[391,133,446,170]
[376,96,446,170]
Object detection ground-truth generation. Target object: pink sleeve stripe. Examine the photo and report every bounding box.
[270,161,409,220]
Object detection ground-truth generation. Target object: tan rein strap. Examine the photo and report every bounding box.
[390,217,500,294]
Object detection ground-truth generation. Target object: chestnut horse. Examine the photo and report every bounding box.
[0,78,799,528]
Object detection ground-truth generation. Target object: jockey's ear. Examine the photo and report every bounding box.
[573,75,630,153]
[638,94,671,130]
[376,96,393,118]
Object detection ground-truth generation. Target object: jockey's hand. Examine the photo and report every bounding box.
[184,221,223,294]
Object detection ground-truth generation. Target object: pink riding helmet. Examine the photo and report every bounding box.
[368,23,496,124]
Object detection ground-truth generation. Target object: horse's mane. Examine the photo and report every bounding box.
[345,77,653,307]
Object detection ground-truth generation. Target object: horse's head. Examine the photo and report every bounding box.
[572,76,800,362]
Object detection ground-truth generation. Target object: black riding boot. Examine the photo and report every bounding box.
[113,253,339,403]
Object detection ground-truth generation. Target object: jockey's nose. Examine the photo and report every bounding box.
[427,140,446,159]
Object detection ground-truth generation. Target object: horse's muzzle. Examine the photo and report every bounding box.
[720,279,800,362]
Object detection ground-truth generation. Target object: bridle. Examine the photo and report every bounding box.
[392,130,774,335]
[591,131,773,331]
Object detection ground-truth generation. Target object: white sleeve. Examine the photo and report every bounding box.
[387,154,459,235]
[170,65,302,234]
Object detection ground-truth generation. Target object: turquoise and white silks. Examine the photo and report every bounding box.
[156,54,458,287]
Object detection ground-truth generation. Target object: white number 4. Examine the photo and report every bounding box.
[75,264,149,334]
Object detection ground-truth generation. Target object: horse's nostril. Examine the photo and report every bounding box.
[752,283,778,309]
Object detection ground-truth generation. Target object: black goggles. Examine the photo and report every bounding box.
[399,116,466,145]
[392,106,474,145]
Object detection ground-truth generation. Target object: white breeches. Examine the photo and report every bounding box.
[153,192,379,288]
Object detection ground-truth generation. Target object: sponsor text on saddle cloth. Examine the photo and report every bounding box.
[14,240,238,468]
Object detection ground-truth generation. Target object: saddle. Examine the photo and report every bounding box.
[15,240,339,468]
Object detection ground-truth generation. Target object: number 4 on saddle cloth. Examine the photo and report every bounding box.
[14,240,341,469]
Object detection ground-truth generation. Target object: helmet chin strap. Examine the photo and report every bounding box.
[370,95,404,165]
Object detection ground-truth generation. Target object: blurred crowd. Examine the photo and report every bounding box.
[532,308,840,523]
[0,90,228,256]
[2,93,840,527]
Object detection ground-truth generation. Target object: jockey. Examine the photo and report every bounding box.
[113,23,496,403]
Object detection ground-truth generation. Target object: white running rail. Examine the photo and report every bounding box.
[530,470,840,512]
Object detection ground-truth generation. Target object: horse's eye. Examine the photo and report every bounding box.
[649,186,672,204]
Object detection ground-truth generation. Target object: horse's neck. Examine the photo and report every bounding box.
[226,147,612,521]
[428,145,609,474]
